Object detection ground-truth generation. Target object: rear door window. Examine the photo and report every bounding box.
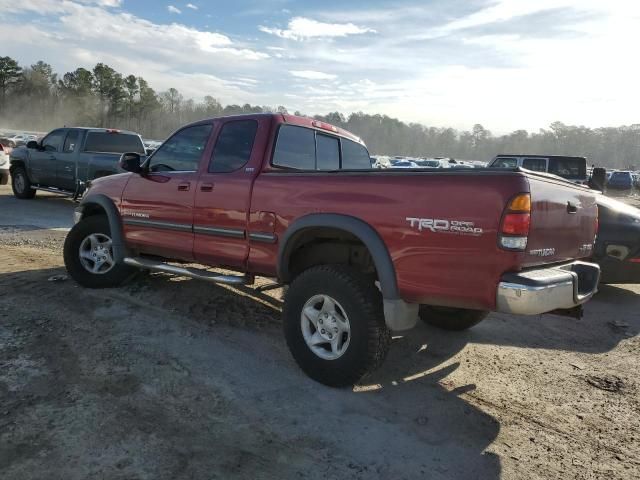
[316,134,340,170]
[548,157,586,180]
[341,139,371,169]
[84,132,145,154]
[63,130,80,153]
[272,125,315,170]
[522,157,547,172]
[209,120,258,173]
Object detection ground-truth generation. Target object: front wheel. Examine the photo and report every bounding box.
[11,167,36,199]
[419,305,488,331]
[283,265,390,387]
[64,215,135,288]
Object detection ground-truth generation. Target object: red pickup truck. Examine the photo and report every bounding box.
[63,113,600,387]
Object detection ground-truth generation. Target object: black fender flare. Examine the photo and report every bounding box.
[76,194,129,263]
[277,213,399,300]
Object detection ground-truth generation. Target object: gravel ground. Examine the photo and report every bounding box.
[0,184,639,479]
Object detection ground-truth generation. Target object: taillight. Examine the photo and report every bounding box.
[499,193,531,251]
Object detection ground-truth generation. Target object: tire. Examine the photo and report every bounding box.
[283,265,391,387]
[11,166,36,199]
[419,305,488,331]
[64,215,135,289]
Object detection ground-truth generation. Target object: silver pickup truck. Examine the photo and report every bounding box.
[9,127,146,199]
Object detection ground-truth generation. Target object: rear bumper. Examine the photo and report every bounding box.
[496,261,600,315]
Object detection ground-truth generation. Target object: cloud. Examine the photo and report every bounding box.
[167,5,181,14]
[259,16,375,41]
[290,70,337,80]
[186,3,197,10]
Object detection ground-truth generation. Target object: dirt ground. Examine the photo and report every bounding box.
[0,185,639,479]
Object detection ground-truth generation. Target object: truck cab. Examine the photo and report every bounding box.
[490,154,588,185]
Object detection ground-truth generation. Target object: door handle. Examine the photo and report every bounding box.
[200,183,214,192]
[177,182,191,191]
[567,201,578,214]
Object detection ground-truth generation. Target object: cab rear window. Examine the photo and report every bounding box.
[548,157,586,179]
[84,132,145,154]
[272,125,371,170]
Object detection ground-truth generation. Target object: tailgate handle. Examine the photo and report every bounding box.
[567,201,578,214]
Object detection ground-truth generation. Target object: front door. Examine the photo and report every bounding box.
[120,123,213,261]
[55,129,80,191]
[29,129,66,185]
[193,118,263,269]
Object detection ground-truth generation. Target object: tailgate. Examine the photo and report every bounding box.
[525,175,597,267]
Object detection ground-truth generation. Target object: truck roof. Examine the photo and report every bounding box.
[184,113,364,145]
[66,127,141,136]
[495,154,586,160]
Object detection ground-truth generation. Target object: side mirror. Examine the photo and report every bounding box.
[119,152,143,173]
[26,140,39,149]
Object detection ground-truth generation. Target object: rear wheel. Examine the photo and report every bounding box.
[64,215,135,288]
[11,166,36,199]
[419,305,488,331]
[283,265,390,387]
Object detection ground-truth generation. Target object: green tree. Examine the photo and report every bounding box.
[0,56,22,109]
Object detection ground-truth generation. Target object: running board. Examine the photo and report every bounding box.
[123,257,249,285]
[32,186,74,196]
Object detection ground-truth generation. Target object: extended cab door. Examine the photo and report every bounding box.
[193,117,269,269]
[29,129,66,185]
[120,123,213,261]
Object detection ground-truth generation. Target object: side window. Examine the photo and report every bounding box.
[316,134,340,170]
[209,120,258,173]
[341,139,371,169]
[63,130,79,153]
[42,130,65,152]
[492,157,518,169]
[522,158,547,172]
[272,125,315,170]
[148,124,212,173]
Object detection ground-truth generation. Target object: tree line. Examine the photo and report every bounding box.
[0,56,638,168]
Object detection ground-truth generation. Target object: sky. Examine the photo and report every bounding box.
[0,0,639,133]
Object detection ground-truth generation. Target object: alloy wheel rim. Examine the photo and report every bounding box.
[79,233,115,275]
[300,294,351,360]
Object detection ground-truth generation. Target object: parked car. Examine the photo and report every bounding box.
[64,113,600,387]
[489,154,589,184]
[9,127,146,199]
[593,194,640,283]
[414,159,444,168]
[389,159,419,168]
[607,171,635,192]
[0,143,9,185]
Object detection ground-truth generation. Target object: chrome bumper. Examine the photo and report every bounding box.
[496,261,600,315]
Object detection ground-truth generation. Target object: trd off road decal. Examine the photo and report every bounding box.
[406,217,483,236]
[122,210,150,218]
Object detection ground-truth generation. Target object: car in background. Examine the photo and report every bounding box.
[607,171,635,192]
[9,127,146,199]
[414,158,444,168]
[389,159,419,168]
[2,134,37,148]
[489,154,588,184]
[0,143,9,184]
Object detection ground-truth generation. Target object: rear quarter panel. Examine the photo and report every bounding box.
[249,171,530,310]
